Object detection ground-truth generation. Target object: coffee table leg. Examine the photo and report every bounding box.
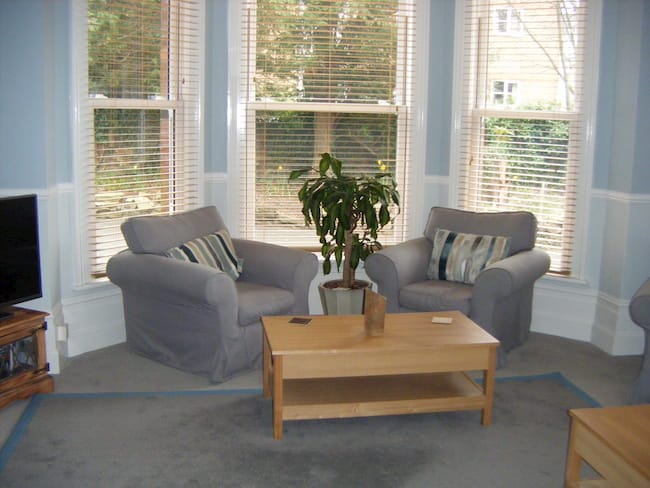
[564,419,582,487]
[263,332,271,398]
[481,346,497,426]
[272,355,284,440]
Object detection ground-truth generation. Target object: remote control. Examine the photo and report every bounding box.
[431,316,453,324]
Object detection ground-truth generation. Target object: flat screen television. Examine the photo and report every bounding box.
[0,194,43,320]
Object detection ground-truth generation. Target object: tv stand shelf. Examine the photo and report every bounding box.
[0,307,54,409]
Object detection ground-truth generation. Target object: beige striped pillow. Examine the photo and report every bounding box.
[427,229,511,284]
[164,229,243,280]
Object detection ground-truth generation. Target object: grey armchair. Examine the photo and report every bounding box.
[629,278,650,403]
[107,206,318,383]
[365,207,550,363]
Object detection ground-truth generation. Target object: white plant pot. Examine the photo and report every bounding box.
[318,280,372,315]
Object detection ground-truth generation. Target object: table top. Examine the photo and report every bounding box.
[569,405,650,479]
[261,311,499,355]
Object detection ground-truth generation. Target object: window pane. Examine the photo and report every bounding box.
[482,1,584,112]
[254,0,400,103]
[93,108,172,214]
[88,0,167,99]
[251,110,399,244]
[88,108,175,272]
[472,116,573,269]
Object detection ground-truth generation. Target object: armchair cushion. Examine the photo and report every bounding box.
[164,229,243,280]
[424,207,536,254]
[400,280,472,314]
[236,282,295,326]
[427,228,511,284]
[121,205,227,254]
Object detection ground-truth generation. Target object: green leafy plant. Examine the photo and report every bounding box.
[288,152,400,289]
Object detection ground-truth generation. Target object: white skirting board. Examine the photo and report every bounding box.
[531,280,644,356]
[56,289,126,360]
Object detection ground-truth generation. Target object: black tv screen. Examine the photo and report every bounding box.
[0,194,43,314]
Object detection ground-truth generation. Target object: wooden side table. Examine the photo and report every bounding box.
[564,405,650,487]
[0,307,54,409]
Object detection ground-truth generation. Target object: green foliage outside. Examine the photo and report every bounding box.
[88,0,163,99]
[254,0,398,103]
[483,116,569,192]
[93,109,166,192]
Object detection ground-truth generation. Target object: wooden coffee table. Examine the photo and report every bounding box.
[564,405,650,487]
[261,311,499,439]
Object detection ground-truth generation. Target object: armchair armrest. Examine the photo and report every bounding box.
[473,248,550,300]
[365,237,432,312]
[233,239,318,314]
[630,278,650,330]
[234,239,317,289]
[107,251,238,308]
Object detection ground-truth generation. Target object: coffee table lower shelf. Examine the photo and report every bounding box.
[280,371,485,421]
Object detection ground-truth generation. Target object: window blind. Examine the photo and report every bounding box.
[457,0,587,274]
[81,0,201,277]
[239,0,416,248]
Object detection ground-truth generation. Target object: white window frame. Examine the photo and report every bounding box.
[449,0,602,280]
[226,0,429,241]
[71,0,205,284]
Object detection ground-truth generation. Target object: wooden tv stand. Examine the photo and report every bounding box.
[0,307,54,409]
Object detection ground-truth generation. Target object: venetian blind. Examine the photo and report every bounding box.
[456,0,587,274]
[239,0,416,247]
[81,0,201,277]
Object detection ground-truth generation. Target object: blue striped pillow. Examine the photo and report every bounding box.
[427,229,511,284]
[164,229,243,280]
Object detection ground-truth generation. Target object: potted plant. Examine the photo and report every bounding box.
[289,152,401,314]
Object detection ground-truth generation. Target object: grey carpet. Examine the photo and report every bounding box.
[0,373,598,488]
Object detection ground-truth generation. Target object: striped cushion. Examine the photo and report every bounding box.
[427,229,511,284]
[164,229,243,280]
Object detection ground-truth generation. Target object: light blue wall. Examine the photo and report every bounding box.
[0,0,48,188]
[591,0,618,190]
[606,0,644,194]
[425,0,455,176]
[631,0,650,194]
[50,0,73,185]
[204,0,229,173]
[595,0,650,299]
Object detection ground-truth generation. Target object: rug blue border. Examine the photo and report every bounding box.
[0,373,600,472]
[0,387,262,471]
[493,372,601,408]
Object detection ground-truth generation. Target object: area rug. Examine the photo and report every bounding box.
[0,372,598,488]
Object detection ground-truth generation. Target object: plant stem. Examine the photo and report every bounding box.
[342,230,355,288]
